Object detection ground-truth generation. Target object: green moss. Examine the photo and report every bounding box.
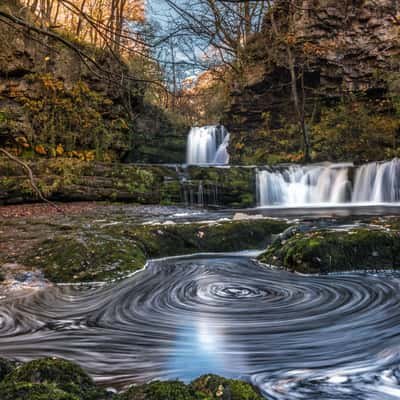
[3,358,93,389]
[259,228,400,273]
[31,232,146,282]
[0,382,79,400]
[121,381,198,400]
[191,374,263,400]
[26,218,288,283]
[1,358,111,400]
[0,358,16,382]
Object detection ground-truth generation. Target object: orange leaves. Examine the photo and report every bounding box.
[15,137,30,149]
[235,142,245,151]
[35,145,47,155]
[303,42,325,57]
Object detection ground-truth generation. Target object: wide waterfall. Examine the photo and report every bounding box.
[186,125,230,165]
[257,158,400,206]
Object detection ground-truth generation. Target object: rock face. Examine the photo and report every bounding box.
[226,0,400,164]
[0,1,187,162]
[259,226,400,273]
[0,159,257,207]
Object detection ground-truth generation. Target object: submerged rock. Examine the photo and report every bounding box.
[259,227,400,273]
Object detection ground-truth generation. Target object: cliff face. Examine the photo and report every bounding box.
[0,2,187,162]
[226,0,400,164]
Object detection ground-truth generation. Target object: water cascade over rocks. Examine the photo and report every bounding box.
[186,125,230,165]
[257,158,400,206]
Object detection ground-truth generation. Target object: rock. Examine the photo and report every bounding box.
[0,357,110,400]
[120,381,197,400]
[120,375,263,400]
[0,358,16,382]
[190,374,263,400]
[27,218,289,283]
[0,357,265,400]
[225,0,400,164]
[0,159,256,208]
[258,227,400,273]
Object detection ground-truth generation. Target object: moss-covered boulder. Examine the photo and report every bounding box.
[258,228,400,273]
[191,374,263,400]
[0,382,79,400]
[120,376,263,400]
[120,380,198,400]
[0,358,110,400]
[0,358,16,382]
[28,219,289,283]
[32,231,147,282]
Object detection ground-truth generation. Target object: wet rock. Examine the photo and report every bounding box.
[190,374,264,399]
[0,358,16,382]
[0,160,256,208]
[259,227,400,273]
[28,218,289,283]
[0,357,111,400]
[121,380,197,400]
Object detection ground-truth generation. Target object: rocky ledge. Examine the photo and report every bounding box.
[0,357,263,400]
[258,218,400,273]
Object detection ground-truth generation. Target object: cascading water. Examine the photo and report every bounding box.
[257,158,400,206]
[186,125,230,165]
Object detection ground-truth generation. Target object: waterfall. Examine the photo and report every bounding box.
[186,125,230,165]
[257,159,400,206]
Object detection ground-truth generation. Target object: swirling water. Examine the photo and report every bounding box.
[2,255,400,399]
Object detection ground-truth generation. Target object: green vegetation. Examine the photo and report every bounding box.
[0,358,263,400]
[311,96,400,163]
[258,227,400,274]
[27,218,289,282]
[0,159,257,208]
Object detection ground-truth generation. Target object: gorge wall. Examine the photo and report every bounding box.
[225,0,400,164]
[0,1,187,163]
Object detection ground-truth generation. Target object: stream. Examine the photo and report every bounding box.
[2,252,400,399]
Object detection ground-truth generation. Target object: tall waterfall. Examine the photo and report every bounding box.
[257,159,400,206]
[186,125,230,165]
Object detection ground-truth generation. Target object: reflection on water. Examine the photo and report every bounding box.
[169,318,232,380]
[1,255,400,399]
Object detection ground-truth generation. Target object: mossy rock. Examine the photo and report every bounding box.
[259,228,400,273]
[0,358,110,400]
[27,218,289,283]
[0,358,16,382]
[121,380,199,400]
[191,374,263,400]
[0,382,79,400]
[30,231,146,282]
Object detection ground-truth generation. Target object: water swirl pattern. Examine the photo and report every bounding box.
[1,255,400,399]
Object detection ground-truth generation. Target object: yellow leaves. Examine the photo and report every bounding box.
[65,150,95,161]
[235,142,245,151]
[56,144,64,156]
[35,145,47,155]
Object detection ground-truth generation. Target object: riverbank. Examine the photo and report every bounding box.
[0,357,264,400]
[2,204,400,291]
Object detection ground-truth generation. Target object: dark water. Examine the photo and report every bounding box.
[2,255,400,399]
